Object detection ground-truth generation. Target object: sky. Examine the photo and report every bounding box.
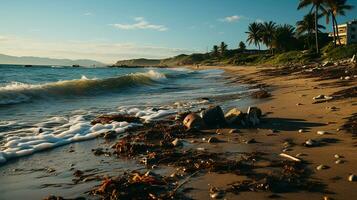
[0,0,356,64]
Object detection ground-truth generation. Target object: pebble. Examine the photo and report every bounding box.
[317,131,327,135]
[296,103,302,106]
[298,129,304,133]
[207,136,220,143]
[348,174,356,182]
[305,139,317,147]
[245,138,257,144]
[316,164,328,171]
[171,138,182,147]
[334,154,342,159]
[335,159,343,164]
[229,129,239,134]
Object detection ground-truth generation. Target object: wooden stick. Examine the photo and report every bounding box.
[279,153,301,162]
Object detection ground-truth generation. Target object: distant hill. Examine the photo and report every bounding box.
[114,58,162,67]
[0,54,106,67]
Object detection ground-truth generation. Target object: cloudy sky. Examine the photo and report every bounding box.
[0,0,356,63]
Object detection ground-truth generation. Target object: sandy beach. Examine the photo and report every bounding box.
[182,64,357,199]
[0,63,356,200]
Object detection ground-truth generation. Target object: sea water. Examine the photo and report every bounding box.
[0,64,251,164]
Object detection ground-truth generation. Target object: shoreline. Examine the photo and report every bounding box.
[0,63,356,199]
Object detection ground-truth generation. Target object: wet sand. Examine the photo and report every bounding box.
[0,64,356,200]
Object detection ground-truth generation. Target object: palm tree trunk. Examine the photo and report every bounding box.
[332,14,336,47]
[314,5,320,54]
[334,16,341,45]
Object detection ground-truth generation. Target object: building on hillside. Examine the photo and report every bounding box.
[329,20,357,45]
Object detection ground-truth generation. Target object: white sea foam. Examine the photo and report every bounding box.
[0,105,181,165]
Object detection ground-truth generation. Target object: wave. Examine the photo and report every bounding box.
[0,70,167,105]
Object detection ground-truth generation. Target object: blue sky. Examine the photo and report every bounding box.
[0,0,356,63]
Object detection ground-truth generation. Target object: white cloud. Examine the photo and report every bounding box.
[111,17,168,32]
[84,12,93,16]
[0,35,195,63]
[220,15,244,23]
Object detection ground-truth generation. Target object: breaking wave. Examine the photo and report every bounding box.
[0,70,167,105]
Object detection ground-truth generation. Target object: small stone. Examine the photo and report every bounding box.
[245,138,257,144]
[348,174,356,182]
[172,138,182,147]
[335,159,343,164]
[316,164,328,171]
[216,129,223,135]
[344,76,351,80]
[323,196,331,200]
[334,154,342,159]
[229,129,239,134]
[196,147,205,151]
[298,129,304,133]
[317,131,327,135]
[207,136,220,143]
[296,103,302,106]
[305,139,317,147]
[270,129,279,133]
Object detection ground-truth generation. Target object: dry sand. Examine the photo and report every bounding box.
[184,65,356,199]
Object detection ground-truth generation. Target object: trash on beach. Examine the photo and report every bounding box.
[279,153,301,162]
[312,95,333,101]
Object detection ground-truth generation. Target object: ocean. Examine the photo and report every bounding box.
[0,64,252,165]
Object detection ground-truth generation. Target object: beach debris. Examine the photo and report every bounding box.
[279,153,301,162]
[322,61,333,67]
[229,129,239,134]
[351,54,356,63]
[201,105,226,128]
[43,195,85,200]
[313,94,333,101]
[91,114,141,125]
[316,164,329,171]
[90,171,183,199]
[209,186,225,199]
[335,159,343,164]
[225,108,244,124]
[334,154,342,159]
[207,136,220,143]
[304,139,318,147]
[171,138,182,147]
[103,130,116,139]
[245,138,257,144]
[251,90,271,99]
[298,129,305,133]
[317,131,327,135]
[348,174,356,182]
[183,113,204,130]
[296,103,303,106]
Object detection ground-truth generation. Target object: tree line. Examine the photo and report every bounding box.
[211,0,353,56]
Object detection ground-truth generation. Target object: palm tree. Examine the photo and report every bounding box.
[296,13,325,48]
[238,41,246,50]
[261,21,277,53]
[212,45,219,57]
[246,22,262,50]
[219,42,228,56]
[324,0,353,45]
[298,0,326,54]
[272,24,296,51]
